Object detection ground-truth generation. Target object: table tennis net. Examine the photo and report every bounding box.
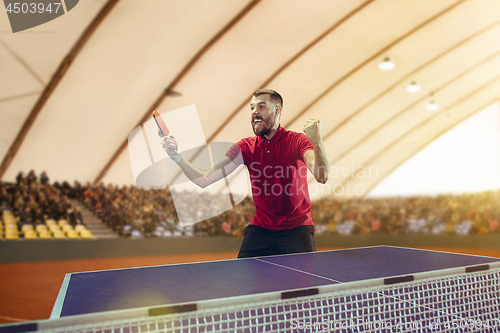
[3,262,500,333]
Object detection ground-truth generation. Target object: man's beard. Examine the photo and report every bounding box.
[251,117,274,138]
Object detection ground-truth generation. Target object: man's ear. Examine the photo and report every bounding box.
[275,104,282,118]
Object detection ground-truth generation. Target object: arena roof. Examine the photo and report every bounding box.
[1,0,500,199]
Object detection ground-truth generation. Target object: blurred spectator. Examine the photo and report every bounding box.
[15,172,24,185]
[18,206,33,227]
[68,207,84,226]
[26,170,37,186]
[141,217,156,238]
[32,207,45,225]
[40,171,49,185]
[52,204,67,221]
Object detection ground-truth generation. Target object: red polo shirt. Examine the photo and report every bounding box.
[226,126,314,230]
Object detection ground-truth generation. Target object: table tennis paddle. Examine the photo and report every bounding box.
[153,110,170,137]
[153,110,177,155]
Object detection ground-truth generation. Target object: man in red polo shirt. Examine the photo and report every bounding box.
[161,89,330,258]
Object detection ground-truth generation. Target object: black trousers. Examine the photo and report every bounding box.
[237,225,316,258]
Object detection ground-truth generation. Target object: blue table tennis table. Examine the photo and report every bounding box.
[50,245,500,318]
[2,245,499,333]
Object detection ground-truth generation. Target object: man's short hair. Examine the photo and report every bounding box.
[253,89,283,108]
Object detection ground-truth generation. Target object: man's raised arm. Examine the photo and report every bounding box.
[160,133,241,188]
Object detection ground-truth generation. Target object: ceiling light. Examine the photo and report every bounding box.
[426,93,439,111]
[379,57,395,70]
[426,100,439,111]
[406,81,421,93]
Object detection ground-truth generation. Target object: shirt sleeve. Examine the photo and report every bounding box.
[225,141,245,165]
[296,133,314,160]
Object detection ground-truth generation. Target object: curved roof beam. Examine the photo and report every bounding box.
[93,0,262,185]
[282,0,466,129]
[0,0,120,179]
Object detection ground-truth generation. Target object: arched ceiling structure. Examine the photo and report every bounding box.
[1,0,500,199]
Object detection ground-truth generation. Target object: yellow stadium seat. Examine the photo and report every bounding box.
[24,230,37,239]
[2,212,13,218]
[5,229,19,239]
[5,224,17,232]
[66,230,79,239]
[53,230,66,239]
[80,230,93,239]
[62,224,73,232]
[38,230,52,239]
[36,224,48,232]
[21,225,34,233]
[58,219,68,227]
[46,219,56,226]
[49,225,60,232]
[75,225,86,232]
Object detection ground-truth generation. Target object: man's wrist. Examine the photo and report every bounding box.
[169,151,182,164]
[311,139,323,148]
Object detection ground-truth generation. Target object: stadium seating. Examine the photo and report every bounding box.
[66,229,79,239]
[24,230,37,239]
[21,224,34,233]
[49,224,61,233]
[52,230,66,239]
[38,230,52,239]
[36,224,48,233]
[74,225,86,232]
[62,224,73,233]
[80,229,93,239]
[5,229,19,240]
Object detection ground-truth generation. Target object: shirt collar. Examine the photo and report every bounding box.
[257,125,284,144]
